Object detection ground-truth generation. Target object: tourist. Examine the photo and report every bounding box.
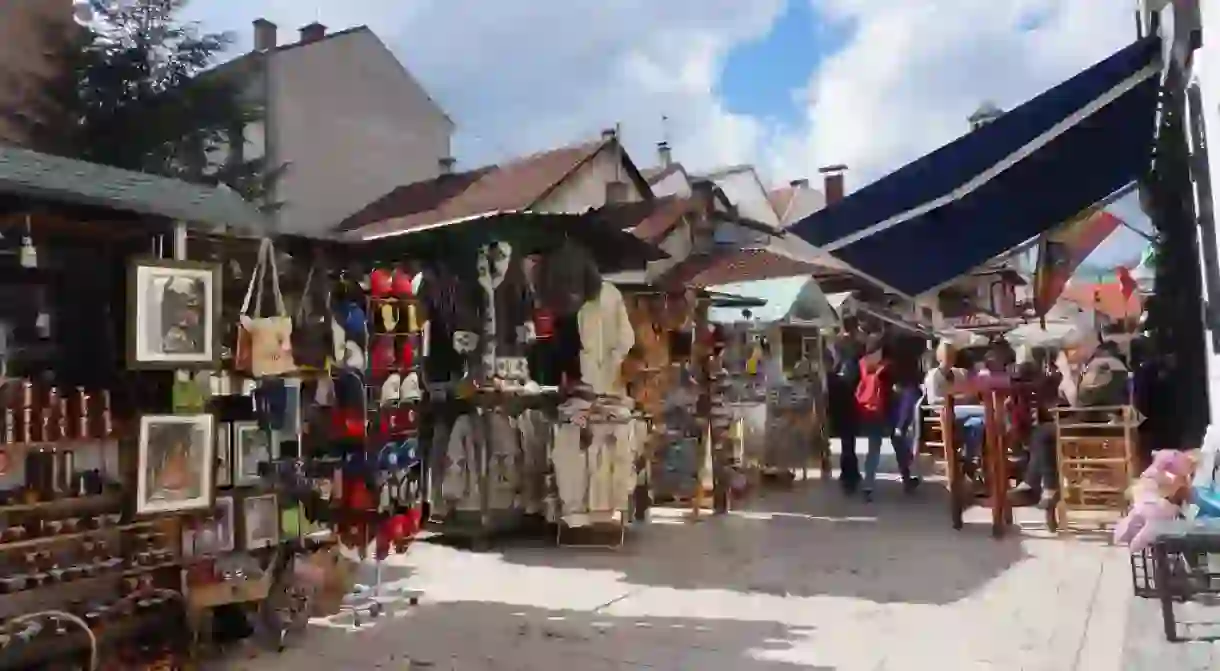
[887,338,923,494]
[856,335,905,501]
[828,319,863,492]
[924,342,986,464]
[1010,340,1130,507]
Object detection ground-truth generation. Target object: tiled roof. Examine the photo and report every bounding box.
[606,196,694,242]
[1061,282,1143,321]
[0,145,268,231]
[661,248,821,289]
[338,139,608,238]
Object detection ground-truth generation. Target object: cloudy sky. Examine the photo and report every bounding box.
[185,0,1153,267]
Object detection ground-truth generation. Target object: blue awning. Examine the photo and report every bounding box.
[787,36,1162,297]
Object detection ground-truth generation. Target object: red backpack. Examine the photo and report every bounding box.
[855,359,887,420]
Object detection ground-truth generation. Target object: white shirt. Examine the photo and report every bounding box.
[923,366,967,404]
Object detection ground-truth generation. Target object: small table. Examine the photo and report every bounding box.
[1147,519,1220,641]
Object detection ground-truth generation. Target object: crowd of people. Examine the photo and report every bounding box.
[824,318,1142,505]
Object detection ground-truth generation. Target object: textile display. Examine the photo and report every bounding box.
[552,395,638,527]
[577,282,634,395]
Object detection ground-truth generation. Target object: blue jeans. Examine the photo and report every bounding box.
[862,388,921,490]
[861,420,888,491]
[954,406,986,460]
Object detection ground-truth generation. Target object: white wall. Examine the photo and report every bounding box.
[706,169,782,229]
[532,147,646,213]
[651,170,692,198]
[267,30,453,235]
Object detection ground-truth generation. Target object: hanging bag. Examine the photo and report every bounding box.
[292,263,332,370]
[238,239,297,377]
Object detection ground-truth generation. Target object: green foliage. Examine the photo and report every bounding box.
[0,0,280,210]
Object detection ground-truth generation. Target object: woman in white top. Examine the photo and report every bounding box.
[923,342,967,404]
[922,342,986,461]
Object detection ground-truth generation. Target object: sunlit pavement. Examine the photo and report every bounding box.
[234,443,1148,670]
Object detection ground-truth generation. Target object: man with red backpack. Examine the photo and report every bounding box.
[854,336,919,501]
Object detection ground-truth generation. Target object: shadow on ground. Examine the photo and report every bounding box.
[427,477,1029,606]
[228,600,829,670]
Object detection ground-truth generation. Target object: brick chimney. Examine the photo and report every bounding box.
[819,164,848,204]
[299,22,326,44]
[253,18,277,51]
[657,141,672,167]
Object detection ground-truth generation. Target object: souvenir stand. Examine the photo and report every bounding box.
[616,283,747,516]
[345,212,664,549]
[707,277,837,482]
[616,285,700,514]
[0,147,285,670]
[183,230,429,637]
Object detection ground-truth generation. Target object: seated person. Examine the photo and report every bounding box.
[1010,340,1130,507]
[923,342,985,462]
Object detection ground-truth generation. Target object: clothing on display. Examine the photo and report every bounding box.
[552,395,639,527]
[577,282,634,395]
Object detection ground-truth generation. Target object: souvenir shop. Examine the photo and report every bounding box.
[707,277,836,483]
[616,284,752,516]
[0,146,349,670]
[332,213,666,548]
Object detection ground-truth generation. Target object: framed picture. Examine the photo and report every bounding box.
[233,421,276,486]
[216,424,233,488]
[136,414,215,515]
[127,257,221,369]
[214,496,236,553]
[242,493,279,550]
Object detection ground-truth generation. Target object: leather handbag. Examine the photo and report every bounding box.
[238,239,297,377]
[292,264,332,370]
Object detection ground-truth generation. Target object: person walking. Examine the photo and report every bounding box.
[855,335,895,501]
[827,321,862,492]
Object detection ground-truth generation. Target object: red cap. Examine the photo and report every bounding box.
[370,268,393,298]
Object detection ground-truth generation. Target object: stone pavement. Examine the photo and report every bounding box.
[226,468,1162,671]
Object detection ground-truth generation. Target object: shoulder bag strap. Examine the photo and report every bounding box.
[264,240,288,317]
[241,238,270,319]
[297,263,316,321]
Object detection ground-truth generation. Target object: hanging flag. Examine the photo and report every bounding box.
[1033,209,1124,316]
[1116,266,1138,300]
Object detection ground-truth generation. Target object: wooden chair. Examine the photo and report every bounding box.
[1052,405,1138,531]
[924,391,1057,537]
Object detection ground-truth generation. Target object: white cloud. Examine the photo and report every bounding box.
[769,0,1141,187]
[186,0,784,171]
[185,0,1152,263]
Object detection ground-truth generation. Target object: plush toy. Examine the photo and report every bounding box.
[1114,449,1199,551]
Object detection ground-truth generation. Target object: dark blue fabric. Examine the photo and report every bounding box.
[787,37,1161,296]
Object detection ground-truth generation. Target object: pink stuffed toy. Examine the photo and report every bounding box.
[1114,449,1198,550]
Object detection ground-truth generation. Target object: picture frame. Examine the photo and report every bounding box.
[242,493,279,550]
[127,257,221,370]
[232,421,276,486]
[216,423,233,489]
[180,496,235,557]
[135,414,215,515]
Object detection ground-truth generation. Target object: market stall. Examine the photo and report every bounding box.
[708,276,838,482]
[0,146,355,668]
[342,212,665,548]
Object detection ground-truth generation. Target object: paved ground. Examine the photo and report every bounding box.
[223,444,1220,670]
